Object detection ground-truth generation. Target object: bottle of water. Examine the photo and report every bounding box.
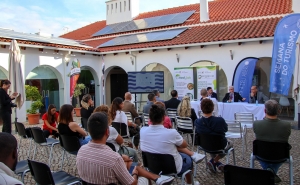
[256,100,258,106]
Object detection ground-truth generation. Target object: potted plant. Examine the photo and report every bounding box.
[25,85,43,125]
[73,83,85,117]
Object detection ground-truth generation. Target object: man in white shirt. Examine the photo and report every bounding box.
[0,133,24,185]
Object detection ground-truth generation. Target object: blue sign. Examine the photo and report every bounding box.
[233,57,258,102]
[269,14,300,95]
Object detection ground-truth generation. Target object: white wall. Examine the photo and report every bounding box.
[293,0,300,13]
[106,0,139,25]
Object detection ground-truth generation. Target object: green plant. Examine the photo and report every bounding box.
[25,85,43,114]
[73,83,85,108]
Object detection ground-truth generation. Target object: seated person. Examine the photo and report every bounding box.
[177,96,197,124]
[222,86,246,102]
[58,104,91,145]
[0,133,24,185]
[207,87,218,100]
[80,94,95,119]
[249,86,269,104]
[94,105,138,162]
[143,93,156,113]
[123,92,142,125]
[148,102,172,129]
[200,89,218,116]
[140,104,205,185]
[164,90,181,109]
[42,104,59,138]
[76,112,174,185]
[194,99,233,173]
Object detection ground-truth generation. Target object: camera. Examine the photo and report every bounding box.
[10,103,17,108]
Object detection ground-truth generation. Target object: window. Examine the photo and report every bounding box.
[129,0,130,11]
[124,1,126,11]
[116,3,117,13]
[120,2,121,12]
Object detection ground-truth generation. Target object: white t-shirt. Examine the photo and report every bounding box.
[113,110,128,125]
[107,126,120,152]
[140,125,183,173]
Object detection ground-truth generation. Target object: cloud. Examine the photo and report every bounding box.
[30,5,45,12]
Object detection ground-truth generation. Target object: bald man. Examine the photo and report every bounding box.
[122,92,141,125]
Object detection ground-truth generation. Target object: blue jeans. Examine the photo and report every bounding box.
[178,153,193,176]
[258,160,283,174]
[79,136,91,145]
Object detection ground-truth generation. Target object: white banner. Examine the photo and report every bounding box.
[174,67,194,100]
[196,66,217,96]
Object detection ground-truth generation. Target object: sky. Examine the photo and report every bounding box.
[0,0,200,37]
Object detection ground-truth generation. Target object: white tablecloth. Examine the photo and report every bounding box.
[190,101,265,120]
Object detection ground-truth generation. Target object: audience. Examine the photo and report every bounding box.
[177,95,197,124]
[148,102,172,129]
[80,94,95,120]
[94,105,138,162]
[140,104,205,185]
[195,99,232,173]
[253,100,291,183]
[222,86,246,102]
[207,87,218,100]
[143,93,156,113]
[153,90,164,102]
[0,133,24,185]
[249,86,269,104]
[123,92,142,125]
[41,104,59,139]
[164,90,181,109]
[58,104,91,145]
[109,97,140,148]
[200,89,218,116]
[76,112,174,185]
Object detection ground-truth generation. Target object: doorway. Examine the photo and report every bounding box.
[110,73,128,103]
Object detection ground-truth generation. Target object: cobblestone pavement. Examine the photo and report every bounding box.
[1,117,299,185]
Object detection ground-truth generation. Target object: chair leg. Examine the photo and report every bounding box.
[290,156,293,185]
[49,145,55,168]
[232,149,236,165]
[250,154,255,168]
[60,149,65,171]
[21,169,30,183]
[18,137,22,151]
[33,144,37,160]
[27,139,32,159]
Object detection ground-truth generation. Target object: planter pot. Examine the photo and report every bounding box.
[27,113,41,125]
[74,108,81,117]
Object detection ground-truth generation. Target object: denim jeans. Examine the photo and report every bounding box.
[258,160,283,174]
[79,135,91,145]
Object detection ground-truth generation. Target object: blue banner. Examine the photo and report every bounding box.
[269,14,300,95]
[233,57,258,102]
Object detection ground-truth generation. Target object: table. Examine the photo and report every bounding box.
[190,101,265,120]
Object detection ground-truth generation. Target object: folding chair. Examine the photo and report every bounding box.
[224,165,274,185]
[106,142,116,152]
[30,127,60,168]
[15,160,30,183]
[142,151,192,185]
[28,159,82,185]
[59,135,81,170]
[234,112,254,128]
[81,117,88,131]
[112,122,135,148]
[15,122,33,158]
[166,108,177,128]
[175,116,194,146]
[225,120,247,159]
[250,140,293,185]
[142,113,150,127]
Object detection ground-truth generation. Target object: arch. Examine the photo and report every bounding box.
[0,66,8,79]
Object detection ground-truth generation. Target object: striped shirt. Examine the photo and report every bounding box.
[76,142,134,185]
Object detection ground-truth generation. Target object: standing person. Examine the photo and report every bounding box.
[0,80,18,134]
[80,94,95,119]
[222,86,246,102]
[110,97,140,149]
[123,92,141,125]
[0,133,24,185]
[42,104,59,138]
[249,86,269,104]
[177,96,197,124]
[253,100,291,183]
[164,90,181,109]
[207,87,218,100]
[58,104,91,145]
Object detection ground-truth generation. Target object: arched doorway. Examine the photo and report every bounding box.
[0,66,8,80]
[190,61,228,99]
[25,65,63,114]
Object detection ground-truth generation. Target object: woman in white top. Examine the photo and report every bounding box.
[94,105,138,162]
[109,97,140,148]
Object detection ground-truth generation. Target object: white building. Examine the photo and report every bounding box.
[0,0,299,122]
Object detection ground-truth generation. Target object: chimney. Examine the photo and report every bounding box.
[200,0,209,22]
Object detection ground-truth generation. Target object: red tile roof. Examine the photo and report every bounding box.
[82,17,280,52]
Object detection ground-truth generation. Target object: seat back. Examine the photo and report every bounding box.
[176,116,193,132]
[196,134,225,153]
[15,122,28,138]
[225,121,243,139]
[234,112,254,128]
[142,113,150,126]
[253,140,290,163]
[112,122,129,137]
[279,96,290,106]
[59,135,81,153]
[142,151,177,175]
[27,159,55,184]
[106,142,116,152]
[30,127,47,144]
[81,117,88,131]
[124,112,133,122]
[166,108,177,120]
[224,165,274,185]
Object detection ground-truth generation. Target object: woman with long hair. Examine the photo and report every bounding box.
[94,105,138,162]
[80,94,94,119]
[42,104,59,138]
[0,80,18,134]
[58,104,91,145]
[148,101,172,129]
[109,97,140,148]
[177,95,197,124]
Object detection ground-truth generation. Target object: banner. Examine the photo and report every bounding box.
[233,57,258,102]
[269,14,300,95]
[196,66,217,96]
[70,59,81,103]
[174,67,194,100]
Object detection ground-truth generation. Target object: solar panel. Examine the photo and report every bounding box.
[93,11,194,37]
[98,27,187,48]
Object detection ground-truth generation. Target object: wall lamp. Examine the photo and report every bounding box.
[130,57,134,65]
[176,54,180,63]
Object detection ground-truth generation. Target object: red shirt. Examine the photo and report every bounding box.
[148,116,172,129]
[42,112,58,134]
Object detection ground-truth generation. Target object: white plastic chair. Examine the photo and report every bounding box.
[279,96,290,117]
